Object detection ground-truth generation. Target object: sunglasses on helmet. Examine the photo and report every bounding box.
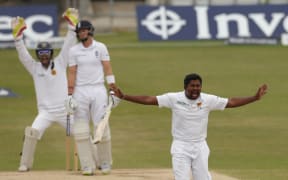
[37,50,52,56]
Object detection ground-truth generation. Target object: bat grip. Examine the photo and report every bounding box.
[66,114,71,136]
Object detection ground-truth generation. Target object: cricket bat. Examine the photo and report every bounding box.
[65,114,71,171]
[93,96,113,144]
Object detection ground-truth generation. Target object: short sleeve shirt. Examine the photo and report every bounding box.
[68,40,110,86]
[157,91,228,142]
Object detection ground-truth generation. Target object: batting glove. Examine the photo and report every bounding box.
[11,16,27,40]
[110,90,121,108]
[65,95,78,114]
[62,8,79,30]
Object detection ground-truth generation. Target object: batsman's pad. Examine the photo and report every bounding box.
[96,125,112,166]
[11,16,27,40]
[73,121,96,172]
[90,137,100,169]
[19,127,39,170]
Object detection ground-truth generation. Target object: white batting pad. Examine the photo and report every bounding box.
[19,127,39,171]
[96,125,112,166]
[90,137,100,168]
[73,121,96,173]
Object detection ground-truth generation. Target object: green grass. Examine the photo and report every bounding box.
[1,32,288,179]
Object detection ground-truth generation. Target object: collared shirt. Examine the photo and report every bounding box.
[68,40,110,86]
[15,30,76,112]
[157,91,228,142]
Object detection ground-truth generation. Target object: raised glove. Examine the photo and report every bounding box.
[65,95,78,114]
[62,8,79,29]
[11,16,26,40]
[110,90,121,108]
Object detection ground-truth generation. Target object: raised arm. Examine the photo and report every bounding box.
[58,8,78,66]
[226,84,268,108]
[11,16,35,75]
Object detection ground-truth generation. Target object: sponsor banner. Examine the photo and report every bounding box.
[136,5,288,41]
[225,37,278,45]
[0,5,58,47]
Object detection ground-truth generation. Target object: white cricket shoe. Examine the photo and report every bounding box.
[18,165,29,172]
[100,162,111,175]
[82,167,94,176]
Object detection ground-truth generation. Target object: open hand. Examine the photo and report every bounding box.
[255,84,268,100]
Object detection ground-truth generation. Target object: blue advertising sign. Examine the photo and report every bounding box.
[0,5,58,43]
[136,5,288,40]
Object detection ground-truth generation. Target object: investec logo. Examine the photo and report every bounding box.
[140,6,288,40]
[0,15,54,41]
[141,6,186,40]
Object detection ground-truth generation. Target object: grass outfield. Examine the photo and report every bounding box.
[1,32,287,179]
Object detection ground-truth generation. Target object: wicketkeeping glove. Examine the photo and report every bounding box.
[65,95,78,114]
[110,90,121,108]
[11,16,27,40]
[62,8,79,29]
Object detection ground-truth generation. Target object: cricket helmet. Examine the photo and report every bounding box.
[35,42,53,59]
[75,20,95,36]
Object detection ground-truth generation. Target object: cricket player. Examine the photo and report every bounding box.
[67,20,118,175]
[11,8,79,172]
[112,73,268,180]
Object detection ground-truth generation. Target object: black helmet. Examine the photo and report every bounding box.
[35,42,53,59]
[75,20,94,36]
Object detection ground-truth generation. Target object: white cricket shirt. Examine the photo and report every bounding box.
[157,91,228,142]
[68,40,110,86]
[15,31,76,112]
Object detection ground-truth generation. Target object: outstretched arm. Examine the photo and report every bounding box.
[11,16,35,75]
[58,8,78,66]
[113,87,158,105]
[226,84,268,108]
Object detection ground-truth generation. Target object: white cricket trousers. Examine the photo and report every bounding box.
[31,110,70,139]
[73,84,108,126]
[171,140,212,180]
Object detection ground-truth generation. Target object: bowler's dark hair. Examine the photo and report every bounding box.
[184,73,202,88]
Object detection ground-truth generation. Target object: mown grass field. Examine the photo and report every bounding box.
[1,32,287,179]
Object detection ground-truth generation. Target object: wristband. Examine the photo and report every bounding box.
[106,75,115,84]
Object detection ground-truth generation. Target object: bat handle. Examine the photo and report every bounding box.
[66,114,71,136]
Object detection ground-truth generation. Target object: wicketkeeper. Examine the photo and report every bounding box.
[12,8,79,172]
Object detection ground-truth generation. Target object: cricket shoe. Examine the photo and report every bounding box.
[100,162,111,175]
[82,167,94,176]
[18,165,29,172]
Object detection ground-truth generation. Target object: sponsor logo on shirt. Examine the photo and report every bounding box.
[37,73,45,77]
[176,101,189,107]
[177,100,203,109]
[94,50,99,58]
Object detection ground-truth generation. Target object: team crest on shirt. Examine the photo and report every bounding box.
[197,101,202,109]
[51,69,56,75]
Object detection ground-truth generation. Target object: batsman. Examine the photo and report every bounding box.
[67,20,120,175]
[12,8,79,172]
